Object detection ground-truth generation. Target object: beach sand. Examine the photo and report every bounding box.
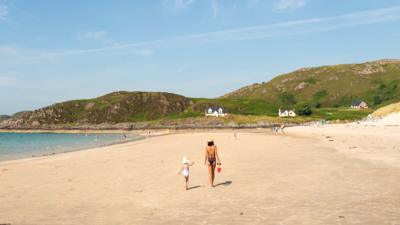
[0,128,399,225]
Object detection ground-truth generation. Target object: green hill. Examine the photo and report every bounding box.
[223,59,400,108]
[12,91,194,125]
[2,59,400,128]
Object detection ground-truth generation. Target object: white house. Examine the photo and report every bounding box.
[279,108,296,117]
[205,107,227,117]
[351,100,368,109]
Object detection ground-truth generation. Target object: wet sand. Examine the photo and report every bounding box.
[0,129,399,225]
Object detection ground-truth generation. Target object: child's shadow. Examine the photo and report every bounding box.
[214,181,232,187]
[188,185,202,190]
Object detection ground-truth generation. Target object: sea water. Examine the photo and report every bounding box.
[0,132,143,161]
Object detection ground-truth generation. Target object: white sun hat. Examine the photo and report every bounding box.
[182,156,190,164]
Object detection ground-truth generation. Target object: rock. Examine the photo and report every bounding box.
[85,102,95,110]
[294,82,306,91]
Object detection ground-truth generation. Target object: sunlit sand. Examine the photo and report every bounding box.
[0,128,399,224]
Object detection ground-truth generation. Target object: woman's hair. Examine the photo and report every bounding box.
[207,141,214,146]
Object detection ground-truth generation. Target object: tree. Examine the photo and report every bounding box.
[296,103,313,116]
[373,95,382,106]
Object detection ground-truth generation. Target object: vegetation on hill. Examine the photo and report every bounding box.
[2,59,400,128]
[191,98,278,116]
[12,91,193,125]
[223,59,400,109]
[11,111,32,119]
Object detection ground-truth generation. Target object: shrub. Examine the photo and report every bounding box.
[296,103,313,116]
[279,92,297,106]
[373,95,382,106]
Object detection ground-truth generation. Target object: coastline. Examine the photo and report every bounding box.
[0,133,150,165]
[0,128,267,164]
[0,131,159,164]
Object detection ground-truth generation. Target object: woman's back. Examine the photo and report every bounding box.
[206,146,216,159]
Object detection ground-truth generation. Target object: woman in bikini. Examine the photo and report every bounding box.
[204,139,222,187]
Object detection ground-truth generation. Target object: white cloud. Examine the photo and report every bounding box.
[8,5,400,63]
[164,0,195,10]
[247,0,260,7]
[0,4,9,21]
[76,30,108,40]
[274,0,306,11]
[175,0,195,9]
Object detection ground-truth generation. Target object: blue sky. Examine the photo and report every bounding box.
[1,0,400,114]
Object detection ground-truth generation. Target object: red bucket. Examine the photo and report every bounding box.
[217,167,222,173]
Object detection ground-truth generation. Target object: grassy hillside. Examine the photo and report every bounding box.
[224,59,400,108]
[191,98,278,116]
[372,101,400,117]
[4,59,399,127]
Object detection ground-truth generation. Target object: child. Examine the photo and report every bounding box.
[178,157,195,190]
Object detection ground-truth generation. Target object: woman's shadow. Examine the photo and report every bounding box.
[214,181,233,187]
[188,181,232,190]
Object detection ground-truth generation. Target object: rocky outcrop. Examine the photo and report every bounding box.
[1,91,194,128]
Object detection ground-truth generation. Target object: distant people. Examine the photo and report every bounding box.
[204,139,222,187]
[280,124,285,134]
[234,131,237,139]
[178,157,195,190]
[272,126,279,134]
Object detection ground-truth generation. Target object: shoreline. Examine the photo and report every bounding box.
[0,129,268,165]
[0,135,149,165]
[0,132,153,164]
[0,127,278,134]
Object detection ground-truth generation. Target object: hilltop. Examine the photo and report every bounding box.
[1,92,194,128]
[224,59,400,108]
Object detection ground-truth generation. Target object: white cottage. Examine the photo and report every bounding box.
[351,100,368,109]
[279,108,296,117]
[205,107,227,117]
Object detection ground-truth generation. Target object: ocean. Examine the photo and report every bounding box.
[0,132,143,162]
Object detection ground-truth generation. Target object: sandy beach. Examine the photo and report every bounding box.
[1,127,400,225]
